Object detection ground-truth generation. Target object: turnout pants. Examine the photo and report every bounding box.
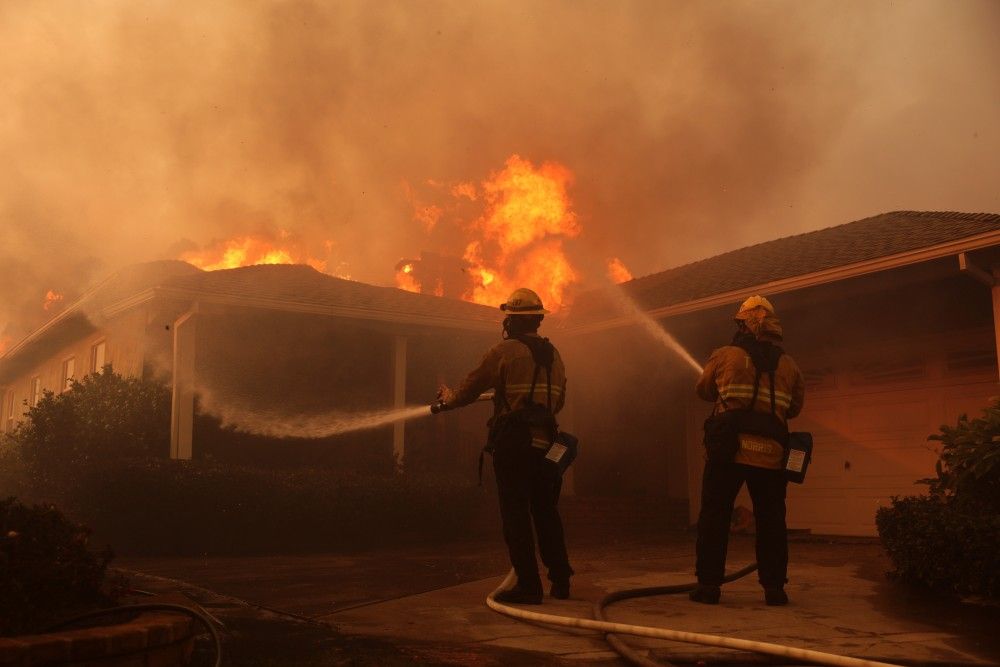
[695,460,788,588]
[492,437,573,590]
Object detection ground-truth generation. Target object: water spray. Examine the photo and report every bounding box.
[201,392,495,440]
[605,282,704,374]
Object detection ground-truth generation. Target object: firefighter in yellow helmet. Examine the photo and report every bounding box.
[434,288,573,604]
[690,295,805,606]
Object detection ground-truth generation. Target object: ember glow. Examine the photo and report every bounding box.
[43,290,64,311]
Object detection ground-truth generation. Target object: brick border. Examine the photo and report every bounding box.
[0,612,195,666]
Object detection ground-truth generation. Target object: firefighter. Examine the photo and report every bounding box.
[690,295,805,606]
[434,288,573,604]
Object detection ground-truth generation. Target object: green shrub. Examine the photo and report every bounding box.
[69,459,484,555]
[923,402,1000,509]
[876,495,1000,597]
[0,497,119,636]
[877,399,1000,598]
[11,367,170,494]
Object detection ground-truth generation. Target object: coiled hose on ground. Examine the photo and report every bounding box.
[488,566,904,667]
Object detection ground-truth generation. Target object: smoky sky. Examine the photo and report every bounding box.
[1,0,998,339]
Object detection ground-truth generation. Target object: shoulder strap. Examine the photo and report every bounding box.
[738,339,784,416]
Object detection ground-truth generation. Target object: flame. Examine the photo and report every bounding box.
[43,290,64,311]
[459,155,579,311]
[607,257,634,283]
[180,234,347,277]
[395,262,420,293]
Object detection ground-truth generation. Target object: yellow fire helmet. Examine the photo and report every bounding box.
[500,288,550,315]
[734,295,775,321]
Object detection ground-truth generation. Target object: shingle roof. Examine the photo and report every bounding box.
[620,210,1000,312]
[158,263,502,327]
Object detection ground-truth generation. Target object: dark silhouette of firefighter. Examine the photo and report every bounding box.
[433,288,573,604]
[691,296,805,606]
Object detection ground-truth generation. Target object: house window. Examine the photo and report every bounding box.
[4,390,13,433]
[91,340,107,373]
[61,357,76,392]
[29,376,41,408]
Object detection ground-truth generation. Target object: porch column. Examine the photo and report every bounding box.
[170,309,197,460]
[392,335,408,470]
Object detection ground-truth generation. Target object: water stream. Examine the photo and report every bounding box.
[204,401,432,439]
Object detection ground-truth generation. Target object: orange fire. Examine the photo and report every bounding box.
[43,290,64,311]
[180,235,337,275]
[607,257,634,283]
[395,262,420,293]
[0,335,10,356]
[398,155,581,311]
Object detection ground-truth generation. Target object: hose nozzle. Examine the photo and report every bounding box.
[430,400,449,414]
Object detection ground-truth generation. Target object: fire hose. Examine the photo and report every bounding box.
[487,569,903,667]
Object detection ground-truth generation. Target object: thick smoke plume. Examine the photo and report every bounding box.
[1,0,997,343]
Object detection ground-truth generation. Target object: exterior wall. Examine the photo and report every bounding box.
[1,308,148,433]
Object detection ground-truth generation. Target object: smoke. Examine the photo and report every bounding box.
[1,0,997,341]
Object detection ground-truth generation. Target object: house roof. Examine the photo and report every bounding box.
[568,210,1000,329]
[0,262,502,373]
[153,263,502,329]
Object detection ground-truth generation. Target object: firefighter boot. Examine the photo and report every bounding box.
[550,580,570,600]
[764,586,788,606]
[688,584,721,604]
[495,584,543,605]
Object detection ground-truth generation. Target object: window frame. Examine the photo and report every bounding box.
[91,339,107,373]
[29,376,41,408]
[61,356,76,392]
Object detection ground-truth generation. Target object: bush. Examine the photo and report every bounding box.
[69,459,485,555]
[0,497,119,636]
[923,403,1000,509]
[11,367,170,493]
[877,399,1000,598]
[875,495,1000,597]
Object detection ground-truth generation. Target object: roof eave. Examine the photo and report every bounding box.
[153,287,502,332]
[566,227,1000,335]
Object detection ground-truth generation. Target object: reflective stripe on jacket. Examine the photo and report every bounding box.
[447,335,567,448]
[697,343,805,469]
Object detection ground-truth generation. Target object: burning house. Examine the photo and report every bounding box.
[3,210,999,536]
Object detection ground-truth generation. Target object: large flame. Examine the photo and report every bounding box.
[180,233,351,278]
[463,155,579,310]
[398,154,582,312]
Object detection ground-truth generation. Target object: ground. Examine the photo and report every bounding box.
[115,503,1000,667]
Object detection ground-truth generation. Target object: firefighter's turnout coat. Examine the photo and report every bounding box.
[697,318,806,469]
[444,334,566,448]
